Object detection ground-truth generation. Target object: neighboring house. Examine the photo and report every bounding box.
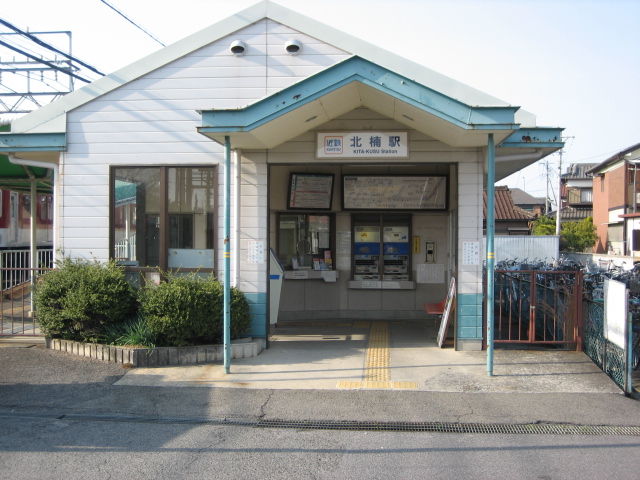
[547,162,595,227]
[483,186,536,235]
[0,1,563,351]
[586,143,640,255]
[510,187,546,215]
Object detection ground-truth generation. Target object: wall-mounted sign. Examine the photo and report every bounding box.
[317,132,408,159]
[287,173,334,210]
[247,241,265,264]
[342,175,447,210]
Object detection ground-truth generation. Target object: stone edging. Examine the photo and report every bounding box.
[45,337,265,367]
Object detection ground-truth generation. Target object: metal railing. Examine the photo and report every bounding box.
[1,249,53,336]
[492,270,582,348]
[1,248,53,292]
[582,299,630,393]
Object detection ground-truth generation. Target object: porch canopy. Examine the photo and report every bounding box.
[0,126,55,194]
[198,56,564,179]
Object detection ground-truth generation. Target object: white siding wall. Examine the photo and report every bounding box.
[58,19,350,296]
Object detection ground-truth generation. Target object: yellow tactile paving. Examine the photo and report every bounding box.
[337,381,363,389]
[392,381,418,389]
[335,322,419,390]
[364,322,390,382]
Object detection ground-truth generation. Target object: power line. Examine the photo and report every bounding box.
[0,18,105,76]
[0,37,92,83]
[98,0,165,47]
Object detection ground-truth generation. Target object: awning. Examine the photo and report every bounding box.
[0,125,54,194]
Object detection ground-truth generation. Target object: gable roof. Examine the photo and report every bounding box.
[10,0,535,136]
[483,186,536,221]
[561,163,598,179]
[586,142,640,175]
[510,187,545,206]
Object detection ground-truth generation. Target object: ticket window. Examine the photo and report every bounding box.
[352,214,411,281]
[277,214,334,271]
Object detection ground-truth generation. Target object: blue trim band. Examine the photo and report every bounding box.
[0,132,66,152]
[200,57,520,134]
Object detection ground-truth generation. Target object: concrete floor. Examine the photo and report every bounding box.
[115,320,626,394]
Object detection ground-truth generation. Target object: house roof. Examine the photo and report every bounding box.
[483,186,536,221]
[547,206,592,221]
[586,142,640,175]
[510,187,545,206]
[561,163,598,179]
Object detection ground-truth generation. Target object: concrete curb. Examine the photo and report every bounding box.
[45,337,265,367]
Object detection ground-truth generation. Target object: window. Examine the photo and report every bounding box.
[111,166,216,270]
[277,213,334,270]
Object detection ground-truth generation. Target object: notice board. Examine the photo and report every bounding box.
[342,175,447,210]
[288,173,334,210]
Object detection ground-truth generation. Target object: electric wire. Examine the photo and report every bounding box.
[0,17,105,76]
[98,0,165,47]
[0,38,91,83]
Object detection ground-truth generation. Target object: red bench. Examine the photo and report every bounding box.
[424,298,446,315]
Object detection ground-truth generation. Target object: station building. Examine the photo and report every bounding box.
[0,1,563,351]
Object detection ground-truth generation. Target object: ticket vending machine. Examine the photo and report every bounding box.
[353,225,380,280]
[383,226,409,280]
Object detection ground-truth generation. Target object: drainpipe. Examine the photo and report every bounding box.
[233,148,241,287]
[486,134,495,377]
[223,136,231,374]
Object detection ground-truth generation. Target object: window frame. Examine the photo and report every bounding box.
[109,165,217,274]
[276,212,336,271]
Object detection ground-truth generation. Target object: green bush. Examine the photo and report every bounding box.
[33,257,137,341]
[99,314,157,349]
[138,272,251,346]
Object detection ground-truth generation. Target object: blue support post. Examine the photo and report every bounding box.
[224,136,231,374]
[486,133,495,376]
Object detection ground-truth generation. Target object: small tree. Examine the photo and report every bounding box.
[560,216,598,252]
[532,215,557,236]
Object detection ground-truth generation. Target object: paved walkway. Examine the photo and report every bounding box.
[115,320,626,394]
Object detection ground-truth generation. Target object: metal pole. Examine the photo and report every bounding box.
[486,133,495,376]
[555,149,562,236]
[224,136,231,374]
[30,180,37,315]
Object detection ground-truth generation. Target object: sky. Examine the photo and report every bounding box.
[1,0,638,205]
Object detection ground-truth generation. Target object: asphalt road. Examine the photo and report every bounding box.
[1,344,640,479]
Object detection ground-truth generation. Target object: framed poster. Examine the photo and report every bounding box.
[342,175,447,210]
[287,173,334,210]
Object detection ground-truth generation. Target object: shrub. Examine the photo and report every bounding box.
[33,257,137,341]
[138,272,251,346]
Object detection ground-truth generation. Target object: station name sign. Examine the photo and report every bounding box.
[316,131,408,159]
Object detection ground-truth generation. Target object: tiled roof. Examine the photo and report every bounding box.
[484,186,536,220]
[561,163,598,179]
[547,206,592,221]
[510,187,545,205]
